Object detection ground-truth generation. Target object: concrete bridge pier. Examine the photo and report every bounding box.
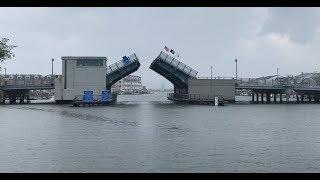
[266,93,271,103]
[256,93,259,102]
[279,94,283,103]
[273,93,277,103]
[9,94,16,104]
[251,93,255,102]
[296,94,300,103]
[301,94,305,103]
[19,93,26,104]
[27,93,30,103]
[260,93,264,103]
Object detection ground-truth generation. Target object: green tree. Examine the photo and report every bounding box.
[0,38,17,66]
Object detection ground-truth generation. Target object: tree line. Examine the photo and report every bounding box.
[0,38,16,72]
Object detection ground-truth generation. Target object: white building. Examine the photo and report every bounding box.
[54,56,107,102]
[111,75,143,94]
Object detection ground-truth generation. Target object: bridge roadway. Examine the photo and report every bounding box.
[236,84,320,103]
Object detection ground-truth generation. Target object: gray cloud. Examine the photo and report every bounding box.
[260,7,320,44]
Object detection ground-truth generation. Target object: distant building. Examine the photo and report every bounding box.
[111,75,144,94]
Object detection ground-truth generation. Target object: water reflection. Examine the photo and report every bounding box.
[1,92,320,172]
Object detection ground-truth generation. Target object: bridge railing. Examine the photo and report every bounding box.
[0,75,55,89]
[158,51,198,78]
[106,53,139,75]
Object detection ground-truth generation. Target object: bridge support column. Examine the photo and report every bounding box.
[273,94,277,103]
[251,93,255,103]
[261,93,264,103]
[266,93,271,103]
[286,94,289,102]
[279,94,283,103]
[27,93,30,103]
[9,94,16,104]
[296,94,299,103]
[301,94,305,103]
[256,93,259,102]
[309,95,312,102]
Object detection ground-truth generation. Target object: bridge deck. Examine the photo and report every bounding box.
[106,53,140,88]
[149,51,198,88]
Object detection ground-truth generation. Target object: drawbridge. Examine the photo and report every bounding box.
[149,51,198,94]
[106,53,140,89]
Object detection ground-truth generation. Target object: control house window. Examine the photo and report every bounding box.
[77,59,104,67]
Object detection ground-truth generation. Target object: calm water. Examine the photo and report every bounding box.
[1,92,320,172]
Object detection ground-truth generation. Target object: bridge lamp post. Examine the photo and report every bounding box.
[211,66,213,99]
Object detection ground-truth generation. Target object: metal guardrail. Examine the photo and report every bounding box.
[106,53,139,75]
[158,51,198,77]
[168,93,224,101]
[236,84,320,91]
[0,84,54,90]
[197,77,235,80]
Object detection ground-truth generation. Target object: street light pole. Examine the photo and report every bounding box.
[235,59,238,84]
[211,66,213,98]
[277,68,279,78]
[4,68,6,76]
[51,59,54,85]
[51,59,54,76]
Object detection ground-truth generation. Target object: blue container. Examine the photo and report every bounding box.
[101,90,111,102]
[122,56,130,65]
[83,91,94,103]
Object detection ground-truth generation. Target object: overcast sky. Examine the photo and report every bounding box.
[1,7,320,89]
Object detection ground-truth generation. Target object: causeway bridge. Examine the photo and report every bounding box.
[236,84,320,103]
